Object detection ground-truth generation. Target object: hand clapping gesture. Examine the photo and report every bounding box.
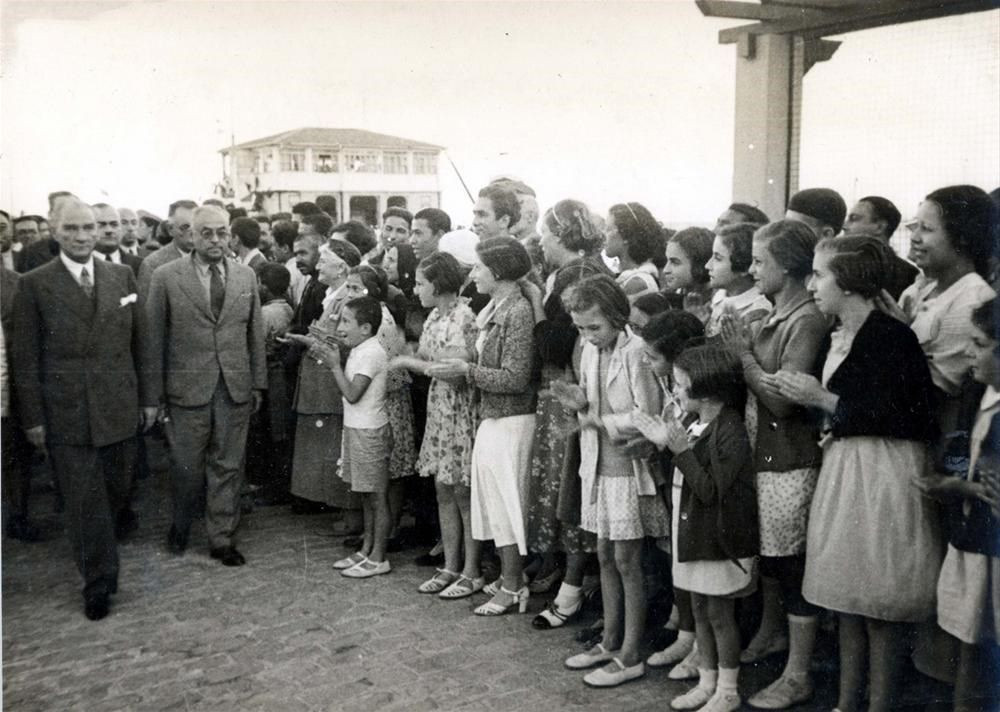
[633,411,690,454]
[719,311,752,355]
[769,370,828,409]
[546,380,588,413]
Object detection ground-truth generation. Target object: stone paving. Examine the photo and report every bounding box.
[3,470,954,711]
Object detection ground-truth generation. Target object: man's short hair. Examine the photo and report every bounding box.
[787,188,847,234]
[382,207,413,227]
[414,208,452,236]
[327,237,362,268]
[257,261,291,296]
[272,212,292,222]
[253,214,272,225]
[488,177,536,197]
[0,209,10,221]
[727,203,770,226]
[168,199,198,217]
[315,195,339,218]
[228,207,248,221]
[343,296,382,334]
[300,212,334,238]
[47,191,76,212]
[331,220,377,256]
[272,219,299,249]
[13,215,39,228]
[477,184,521,227]
[858,195,902,236]
[91,202,114,211]
[231,216,261,248]
[202,198,225,208]
[292,201,320,217]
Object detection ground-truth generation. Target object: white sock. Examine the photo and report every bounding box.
[717,666,739,692]
[676,629,695,644]
[698,667,718,692]
[554,582,582,608]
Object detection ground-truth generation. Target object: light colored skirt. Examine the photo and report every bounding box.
[581,474,670,542]
[757,467,819,557]
[471,414,536,554]
[803,437,943,621]
[671,468,756,596]
[937,544,1000,645]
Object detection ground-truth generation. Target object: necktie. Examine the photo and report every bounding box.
[80,267,93,298]
[209,263,224,319]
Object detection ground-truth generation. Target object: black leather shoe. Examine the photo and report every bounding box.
[115,508,139,541]
[84,591,110,621]
[210,546,246,567]
[166,526,188,555]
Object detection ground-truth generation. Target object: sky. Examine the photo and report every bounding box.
[1,1,997,227]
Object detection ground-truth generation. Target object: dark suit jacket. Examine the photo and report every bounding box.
[19,239,60,273]
[145,255,267,408]
[1,267,18,342]
[246,253,267,273]
[11,257,145,447]
[122,251,144,277]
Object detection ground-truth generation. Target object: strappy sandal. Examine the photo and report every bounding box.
[438,575,485,599]
[531,596,583,629]
[528,567,564,594]
[473,586,529,616]
[418,568,459,594]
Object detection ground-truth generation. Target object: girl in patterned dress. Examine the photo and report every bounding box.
[718,220,828,709]
[390,253,481,597]
[552,275,668,689]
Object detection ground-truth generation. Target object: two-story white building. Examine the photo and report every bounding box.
[219,127,444,225]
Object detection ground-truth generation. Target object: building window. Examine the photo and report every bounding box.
[383,152,408,174]
[413,152,438,175]
[345,151,379,173]
[256,150,274,173]
[314,152,339,173]
[280,150,305,172]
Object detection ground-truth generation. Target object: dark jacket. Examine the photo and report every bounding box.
[534,256,611,370]
[18,238,59,273]
[949,409,1000,557]
[12,257,146,447]
[826,310,938,443]
[672,406,759,564]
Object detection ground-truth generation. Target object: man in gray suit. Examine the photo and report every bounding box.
[145,205,266,566]
[136,199,197,301]
[12,199,154,620]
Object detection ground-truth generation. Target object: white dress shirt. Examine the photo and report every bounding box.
[95,249,122,264]
[59,251,96,288]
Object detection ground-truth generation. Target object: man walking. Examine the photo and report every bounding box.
[145,205,266,566]
[12,199,153,620]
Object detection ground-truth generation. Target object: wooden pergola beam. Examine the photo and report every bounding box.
[716,0,998,43]
[695,0,831,22]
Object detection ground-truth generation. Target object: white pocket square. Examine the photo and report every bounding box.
[120,293,138,306]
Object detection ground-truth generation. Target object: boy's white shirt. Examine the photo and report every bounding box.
[343,335,389,429]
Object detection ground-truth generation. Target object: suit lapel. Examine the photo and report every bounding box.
[89,259,124,345]
[46,260,95,323]
[177,257,214,321]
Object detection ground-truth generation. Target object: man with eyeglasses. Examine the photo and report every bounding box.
[137,199,197,301]
[144,205,266,568]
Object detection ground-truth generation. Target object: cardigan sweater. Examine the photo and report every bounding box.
[826,309,938,443]
[672,406,759,563]
[742,291,829,472]
[468,293,538,420]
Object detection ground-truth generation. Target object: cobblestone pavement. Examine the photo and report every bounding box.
[3,469,953,711]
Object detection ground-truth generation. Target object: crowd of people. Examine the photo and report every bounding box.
[1,179,998,712]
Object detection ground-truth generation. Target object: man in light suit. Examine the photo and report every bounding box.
[136,199,197,301]
[12,200,154,620]
[145,205,266,566]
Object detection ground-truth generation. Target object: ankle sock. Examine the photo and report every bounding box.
[554,582,581,608]
[676,629,695,644]
[717,666,739,693]
[698,667,718,692]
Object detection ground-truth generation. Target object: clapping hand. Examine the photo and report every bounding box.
[912,471,984,502]
[622,436,656,459]
[719,311,751,354]
[770,370,826,408]
[874,289,909,323]
[633,411,689,454]
[545,380,588,413]
[426,358,471,383]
